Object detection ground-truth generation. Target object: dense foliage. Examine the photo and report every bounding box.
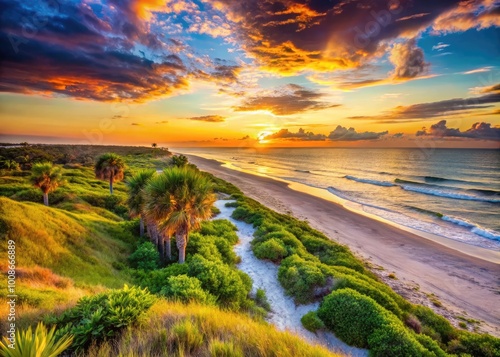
[48,285,156,351]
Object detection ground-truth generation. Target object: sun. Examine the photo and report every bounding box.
[257,131,273,144]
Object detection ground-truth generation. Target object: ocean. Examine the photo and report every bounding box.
[179,147,500,250]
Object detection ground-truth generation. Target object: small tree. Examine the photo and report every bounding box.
[30,162,64,206]
[171,154,188,167]
[95,153,125,194]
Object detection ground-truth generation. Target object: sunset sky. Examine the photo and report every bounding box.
[0,0,499,147]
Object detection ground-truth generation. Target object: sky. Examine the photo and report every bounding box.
[0,0,499,148]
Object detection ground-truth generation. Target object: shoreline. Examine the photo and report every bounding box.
[184,153,500,335]
[219,162,499,263]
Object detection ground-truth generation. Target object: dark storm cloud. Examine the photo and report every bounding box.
[234,84,340,115]
[348,85,500,121]
[416,120,500,140]
[0,0,189,101]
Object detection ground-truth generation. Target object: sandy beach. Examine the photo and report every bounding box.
[187,154,500,336]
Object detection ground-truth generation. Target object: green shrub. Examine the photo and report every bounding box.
[278,255,326,303]
[317,288,391,348]
[128,242,160,270]
[414,305,457,344]
[333,277,403,318]
[255,288,271,311]
[160,275,216,305]
[301,311,324,332]
[415,334,448,357]
[254,238,288,262]
[0,322,73,357]
[368,323,428,357]
[211,205,221,216]
[135,263,189,293]
[188,255,251,310]
[199,219,238,244]
[49,285,156,351]
[452,331,500,357]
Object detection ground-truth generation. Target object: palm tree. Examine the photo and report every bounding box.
[94,153,125,194]
[171,154,188,167]
[126,169,156,237]
[144,167,215,263]
[30,162,64,206]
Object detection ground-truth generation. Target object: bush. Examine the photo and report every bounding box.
[254,238,288,262]
[301,311,324,332]
[49,285,156,351]
[0,322,73,357]
[199,219,238,244]
[128,242,160,270]
[255,288,271,311]
[317,288,391,348]
[414,305,457,344]
[188,255,251,310]
[333,277,403,318]
[368,323,427,357]
[160,275,216,305]
[135,263,189,293]
[452,331,500,357]
[415,334,448,357]
[278,255,326,303]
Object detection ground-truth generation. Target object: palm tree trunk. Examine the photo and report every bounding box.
[164,233,171,261]
[176,230,188,264]
[43,192,49,206]
[158,228,165,262]
[109,176,114,195]
[139,216,145,237]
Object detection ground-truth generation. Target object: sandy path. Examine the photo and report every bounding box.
[191,155,500,336]
[214,200,368,356]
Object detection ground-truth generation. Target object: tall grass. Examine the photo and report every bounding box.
[83,300,342,357]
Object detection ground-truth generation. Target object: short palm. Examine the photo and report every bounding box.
[30,162,64,206]
[95,153,125,194]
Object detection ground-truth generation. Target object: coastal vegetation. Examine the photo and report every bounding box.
[0,144,499,357]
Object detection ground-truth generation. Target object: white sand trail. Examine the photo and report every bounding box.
[214,200,368,357]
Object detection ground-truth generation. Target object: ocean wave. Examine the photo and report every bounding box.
[401,185,500,203]
[443,216,500,241]
[442,215,475,228]
[345,175,395,187]
[471,227,500,241]
[295,169,311,173]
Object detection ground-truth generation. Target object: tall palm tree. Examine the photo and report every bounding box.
[126,169,156,237]
[94,153,125,194]
[30,162,64,206]
[144,167,215,263]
